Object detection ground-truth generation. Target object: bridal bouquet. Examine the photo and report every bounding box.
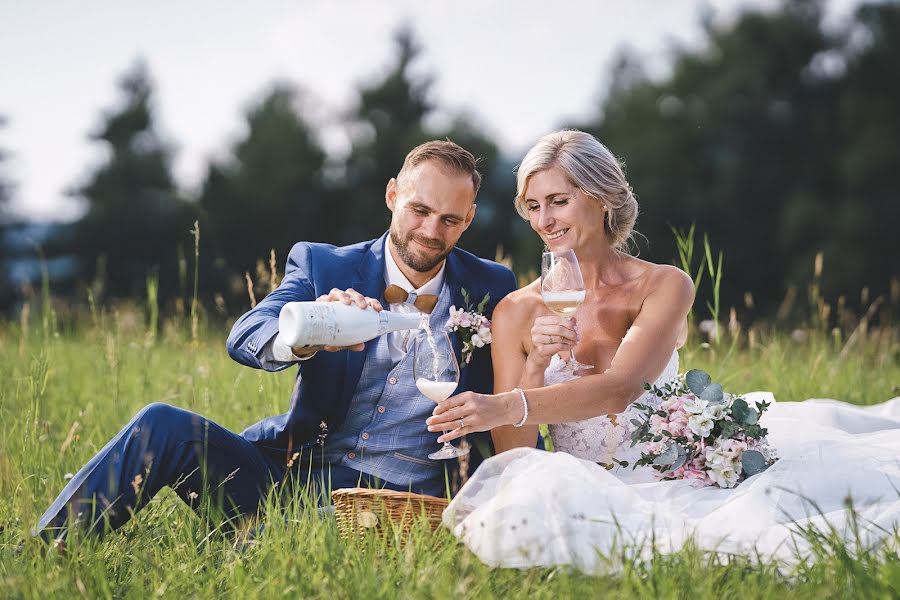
[628,370,777,488]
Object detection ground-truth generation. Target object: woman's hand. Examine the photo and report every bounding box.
[427,391,521,443]
[524,315,578,373]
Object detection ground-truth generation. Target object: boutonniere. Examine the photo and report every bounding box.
[447,288,492,367]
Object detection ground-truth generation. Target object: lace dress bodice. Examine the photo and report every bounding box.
[546,352,679,478]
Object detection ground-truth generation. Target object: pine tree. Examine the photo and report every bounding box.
[0,115,11,222]
[198,83,328,298]
[70,60,196,300]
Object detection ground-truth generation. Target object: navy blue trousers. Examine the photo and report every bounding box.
[35,403,407,539]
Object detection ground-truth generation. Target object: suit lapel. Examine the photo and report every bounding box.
[444,251,469,388]
[342,233,389,407]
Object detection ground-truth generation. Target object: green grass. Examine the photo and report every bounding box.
[0,306,898,598]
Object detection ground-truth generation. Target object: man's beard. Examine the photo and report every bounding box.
[390,228,451,273]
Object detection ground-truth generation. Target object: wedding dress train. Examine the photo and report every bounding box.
[443,353,900,572]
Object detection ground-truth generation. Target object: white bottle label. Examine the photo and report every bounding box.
[277,302,423,348]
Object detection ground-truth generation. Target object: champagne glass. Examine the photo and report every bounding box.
[413,330,467,460]
[541,250,594,374]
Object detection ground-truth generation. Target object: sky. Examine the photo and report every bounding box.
[0,0,861,222]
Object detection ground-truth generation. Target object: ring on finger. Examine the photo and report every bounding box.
[458,418,465,429]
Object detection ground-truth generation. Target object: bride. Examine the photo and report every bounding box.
[426,130,900,572]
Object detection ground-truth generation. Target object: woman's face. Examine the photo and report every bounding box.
[522,167,606,252]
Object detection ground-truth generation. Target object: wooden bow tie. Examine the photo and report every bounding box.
[383,284,439,314]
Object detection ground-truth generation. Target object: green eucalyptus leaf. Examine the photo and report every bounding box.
[731,398,749,422]
[741,408,759,425]
[653,444,678,466]
[671,448,689,471]
[685,370,711,395]
[741,450,768,476]
[699,383,724,402]
[630,427,644,447]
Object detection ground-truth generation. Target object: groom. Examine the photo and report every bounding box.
[35,140,517,540]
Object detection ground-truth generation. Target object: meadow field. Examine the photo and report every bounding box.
[0,284,898,598]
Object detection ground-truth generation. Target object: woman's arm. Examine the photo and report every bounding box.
[429,267,695,440]
[489,294,541,452]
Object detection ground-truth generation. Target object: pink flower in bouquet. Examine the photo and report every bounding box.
[717,438,747,462]
[666,410,691,438]
[661,394,690,414]
[682,467,710,483]
[648,414,668,435]
[672,456,710,484]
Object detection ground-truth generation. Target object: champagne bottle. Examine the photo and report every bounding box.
[276,301,424,349]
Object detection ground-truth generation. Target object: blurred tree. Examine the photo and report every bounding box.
[436,114,522,266]
[337,26,518,263]
[198,84,328,299]
[0,115,13,309]
[337,27,435,245]
[69,60,197,301]
[0,115,12,221]
[825,2,900,302]
[576,0,899,316]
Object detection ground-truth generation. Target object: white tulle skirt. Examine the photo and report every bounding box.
[443,394,900,572]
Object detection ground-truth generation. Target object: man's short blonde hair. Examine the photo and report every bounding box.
[398,140,482,194]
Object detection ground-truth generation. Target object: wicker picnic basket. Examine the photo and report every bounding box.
[331,488,449,541]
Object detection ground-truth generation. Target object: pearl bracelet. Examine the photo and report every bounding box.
[511,387,529,428]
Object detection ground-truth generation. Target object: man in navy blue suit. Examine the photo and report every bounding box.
[35,140,517,541]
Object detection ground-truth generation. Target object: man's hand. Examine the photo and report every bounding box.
[290,287,385,354]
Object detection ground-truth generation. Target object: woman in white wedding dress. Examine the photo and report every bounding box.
[426,130,900,572]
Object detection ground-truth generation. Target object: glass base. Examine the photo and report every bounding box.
[429,443,470,460]
[560,359,594,376]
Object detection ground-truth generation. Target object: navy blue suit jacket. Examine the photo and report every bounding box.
[226,233,518,467]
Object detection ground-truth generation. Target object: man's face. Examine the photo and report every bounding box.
[386,160,477,275]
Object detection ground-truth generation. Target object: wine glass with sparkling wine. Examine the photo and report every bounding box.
[413,330,467,460]
[541,249,594,374]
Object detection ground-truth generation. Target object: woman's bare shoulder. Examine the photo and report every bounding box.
[493,278,544,325]
[620,255,693,297]
[626,260,695,317]
[647,263,694,298]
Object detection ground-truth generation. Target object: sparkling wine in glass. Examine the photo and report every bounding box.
[413,330,468,460]
[541,250,594,374]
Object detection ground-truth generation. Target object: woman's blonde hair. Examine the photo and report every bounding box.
[515,130,638,251]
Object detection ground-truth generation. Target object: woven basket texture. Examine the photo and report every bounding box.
[331,488,449,541]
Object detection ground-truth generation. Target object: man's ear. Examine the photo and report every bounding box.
[461,203,477,231]
[385,178,398,212]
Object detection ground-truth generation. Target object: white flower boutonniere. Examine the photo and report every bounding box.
[447,288,492,367]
